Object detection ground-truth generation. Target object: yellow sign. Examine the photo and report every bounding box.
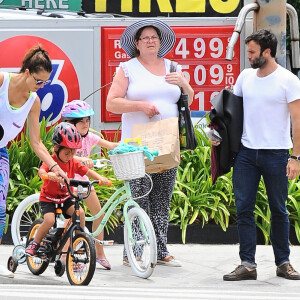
[86,0,241,16]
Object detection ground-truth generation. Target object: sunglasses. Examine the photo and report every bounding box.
[32,74,51,86]
[139,36,159,43]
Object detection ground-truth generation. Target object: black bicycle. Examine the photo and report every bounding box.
[8,176,110,285]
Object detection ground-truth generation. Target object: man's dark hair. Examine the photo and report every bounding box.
[245,29,277,58]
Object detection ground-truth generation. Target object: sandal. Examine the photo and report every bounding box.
[157,255,182,267]
[123,257,142,267]
[96,258,111,270]
[73,263,84,272]
[123,259,130,267]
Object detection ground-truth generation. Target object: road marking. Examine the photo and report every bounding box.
[0,285,300,299]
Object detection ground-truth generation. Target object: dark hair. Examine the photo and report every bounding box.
[133,26,161,57]
[67,117,90,126]
[245,29,277,58]
[19,45,52,74]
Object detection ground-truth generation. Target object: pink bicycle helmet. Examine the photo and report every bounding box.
[52,122,82,149]
[61,100,94,121]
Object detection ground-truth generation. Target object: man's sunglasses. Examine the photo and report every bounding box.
[32,74,51,86]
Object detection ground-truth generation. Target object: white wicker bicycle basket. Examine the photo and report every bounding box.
[109,151,145,180]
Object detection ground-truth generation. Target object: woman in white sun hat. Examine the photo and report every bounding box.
[107,19,194,267]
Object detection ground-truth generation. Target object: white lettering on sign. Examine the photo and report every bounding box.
[114,40,121,49]
[210,64,223,84]
[22,0,33,6]
[21,0,68,9]
[175,38,190,59]
[115,51,128,59]
[48,0,57,8]
[209,38,223,58]
[181,65,190,83]
[195,91,204,111]
[59,0,68,9]
[36,0,43,9]
[194,38,206,59]
[225,64,235,85]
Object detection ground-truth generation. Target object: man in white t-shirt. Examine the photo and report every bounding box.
[221,29,300,281]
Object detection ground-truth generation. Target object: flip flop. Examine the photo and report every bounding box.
[96,258,111,270]
[73,263,84,272]
[123,257,142,267]
[157,256,182,267]
[123,259,130,267]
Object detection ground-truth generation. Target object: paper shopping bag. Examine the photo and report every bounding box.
[131,117,180,173]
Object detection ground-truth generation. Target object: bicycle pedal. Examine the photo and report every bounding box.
[103,240,114,246]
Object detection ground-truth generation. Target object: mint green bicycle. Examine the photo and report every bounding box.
[11,151,157,279]
[85,151,157,278]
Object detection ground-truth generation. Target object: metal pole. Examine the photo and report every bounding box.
[255,0,287,67]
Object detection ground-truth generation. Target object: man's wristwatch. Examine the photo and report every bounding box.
[289,155,300,161]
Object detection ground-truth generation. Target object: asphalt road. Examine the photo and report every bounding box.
[0,244,300,299]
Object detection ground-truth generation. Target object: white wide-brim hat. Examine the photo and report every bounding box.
[120,19,176,58]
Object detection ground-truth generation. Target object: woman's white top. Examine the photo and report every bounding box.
[0,72,37,148]
[120,58,181,140]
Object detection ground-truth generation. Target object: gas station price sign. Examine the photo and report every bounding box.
[101,26,240,122]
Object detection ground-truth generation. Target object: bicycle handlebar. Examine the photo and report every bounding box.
[41,174,112,187]
[41,173,112,201]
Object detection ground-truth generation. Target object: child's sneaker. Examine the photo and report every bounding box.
[25,241,39,257]
[0,265,14,278]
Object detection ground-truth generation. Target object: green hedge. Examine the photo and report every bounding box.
[6,119,300,244]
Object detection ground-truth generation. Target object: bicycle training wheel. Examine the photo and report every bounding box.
[66,232,96,285]
[11,193,41,246]
[26,219,49,275]
[124,207,157,279]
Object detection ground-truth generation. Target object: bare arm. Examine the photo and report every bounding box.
[106,67,159,118]
[287,99,300,179]
[98,139,119,150]
[0,73,4,87]
[86,168,110,185]
[27,97,68,181]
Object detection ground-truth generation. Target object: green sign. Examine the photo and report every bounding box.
[0,0,81,11]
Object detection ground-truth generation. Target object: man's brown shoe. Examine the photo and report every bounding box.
[223,265,257,281]
[276,263,300,280]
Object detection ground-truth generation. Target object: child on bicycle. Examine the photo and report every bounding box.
[25,122,110,258]
[61,100,118,270]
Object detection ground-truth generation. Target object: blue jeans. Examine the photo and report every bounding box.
[233,145,290,268]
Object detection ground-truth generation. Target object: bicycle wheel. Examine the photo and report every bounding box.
[66,232,96,285]
[11,193,41,246]
[26,219,49,275]
[124,207,157,279]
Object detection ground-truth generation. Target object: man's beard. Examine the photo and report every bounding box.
[250,55,267,69]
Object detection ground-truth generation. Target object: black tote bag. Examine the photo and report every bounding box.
[170,61,198,150]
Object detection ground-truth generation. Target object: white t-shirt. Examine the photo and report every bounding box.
[120,58,181,140]
[234,65,300,149]
[0,72,37,148]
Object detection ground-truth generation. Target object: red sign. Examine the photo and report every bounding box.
[0,35,80,125]
[101,26,240,122]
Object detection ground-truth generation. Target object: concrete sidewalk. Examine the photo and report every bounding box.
[0,243,300,295]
